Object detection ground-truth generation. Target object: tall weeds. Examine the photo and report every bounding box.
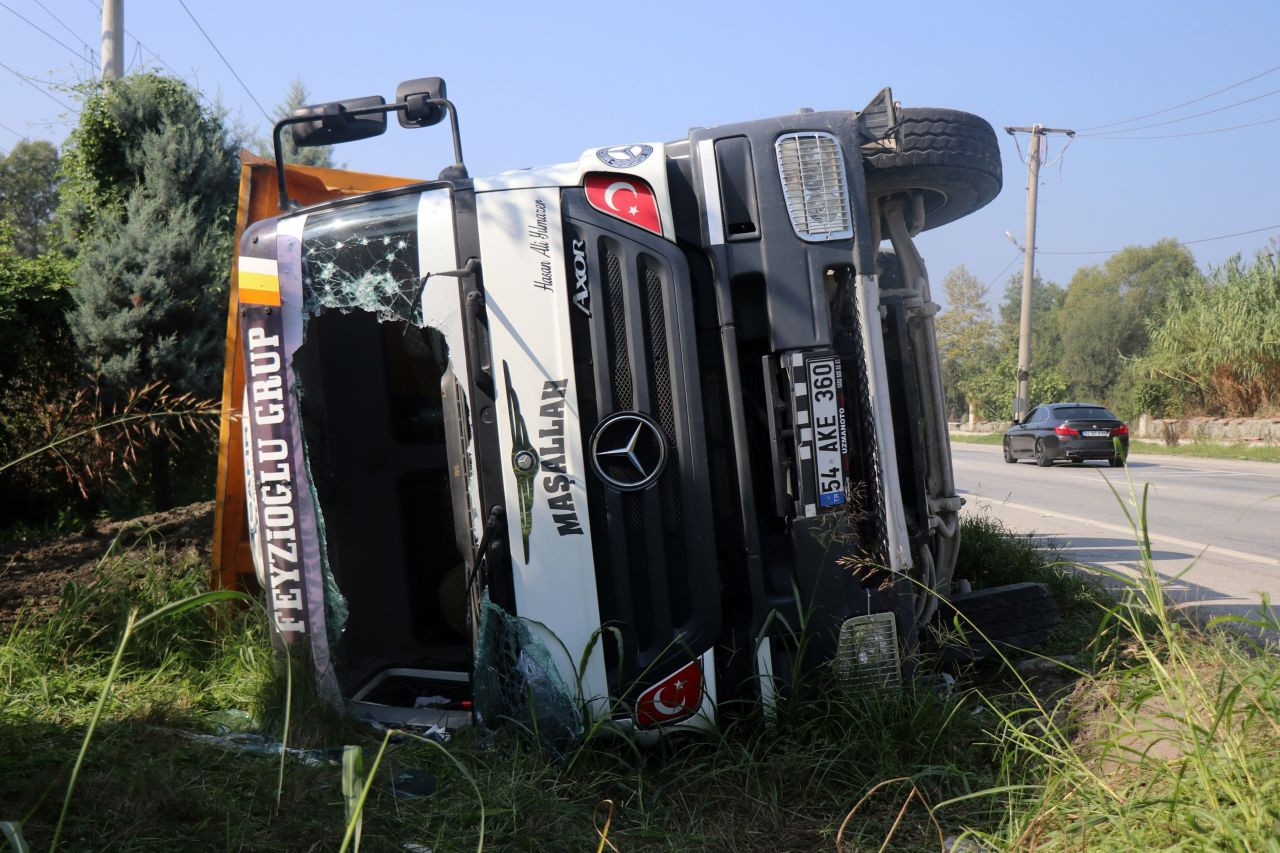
[945,467,1280,850]
[1138,251,1280,416]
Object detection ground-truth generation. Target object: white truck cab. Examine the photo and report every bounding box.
[226,78,1005,737]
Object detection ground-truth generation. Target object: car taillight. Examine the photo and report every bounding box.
[584,173,662,235]
[1054,424,1079,437]
[1111,424,1129,437]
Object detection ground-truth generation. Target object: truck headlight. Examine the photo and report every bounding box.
[774,132,853,242]
[837,612,901,691]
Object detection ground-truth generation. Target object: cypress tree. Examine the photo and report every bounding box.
[65,74,238,399]
[63,74,239,507]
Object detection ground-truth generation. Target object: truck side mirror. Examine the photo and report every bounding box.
[290,96,388,148]
[396,77,447,128]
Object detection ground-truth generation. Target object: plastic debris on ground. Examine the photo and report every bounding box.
[205,708,255,734]
[176,731,341,766]
[358,716,450,743]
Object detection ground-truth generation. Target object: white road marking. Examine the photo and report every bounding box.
[969,497,1279,568]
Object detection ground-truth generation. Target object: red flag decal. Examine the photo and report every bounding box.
[635,659,702,728]
[584,173,662,236]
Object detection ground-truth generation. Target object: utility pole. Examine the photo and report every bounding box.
[1004,124,1074,422]
[100,0,123,80]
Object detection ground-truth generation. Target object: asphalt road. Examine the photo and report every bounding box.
[951,441,1280,626]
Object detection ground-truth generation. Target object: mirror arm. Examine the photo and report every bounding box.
[434,98,466,178]
[272,112,325,213]
[272,98,467,213]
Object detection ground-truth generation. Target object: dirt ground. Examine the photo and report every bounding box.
[0,501,215,629]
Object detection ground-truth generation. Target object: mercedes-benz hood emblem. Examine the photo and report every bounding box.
[589,412,667,491]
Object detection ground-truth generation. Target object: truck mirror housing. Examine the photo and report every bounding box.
[290,95,388,148]
[396,77,448,128]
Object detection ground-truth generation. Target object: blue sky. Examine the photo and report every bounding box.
[3,0,1278,308]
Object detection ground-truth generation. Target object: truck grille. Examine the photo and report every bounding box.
[564,193,719,697]
[599,243,690,643]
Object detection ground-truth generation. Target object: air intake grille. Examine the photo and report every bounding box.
[775,132,854,242]
[641,264,683,532]
[603,251,633,409]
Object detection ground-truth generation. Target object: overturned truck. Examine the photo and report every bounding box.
[213,79,1008,734]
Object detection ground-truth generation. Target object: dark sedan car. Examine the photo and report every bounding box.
[1003,403,1130,467]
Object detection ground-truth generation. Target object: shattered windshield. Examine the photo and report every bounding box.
[301,192,423,326]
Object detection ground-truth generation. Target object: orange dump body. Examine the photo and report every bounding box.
[211,152,420,593]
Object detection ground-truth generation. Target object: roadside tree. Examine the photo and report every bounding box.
[0,139,60,257]
[998,272,1066,380]
[62,74,239,508]
[936,265,998,422]
[1057,240,1197,406]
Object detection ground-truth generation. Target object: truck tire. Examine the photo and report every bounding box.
[864,108,1002,231]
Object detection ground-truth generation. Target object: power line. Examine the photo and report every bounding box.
[0,60,75,112]
[0,121,26,140]
[985,252,1023,290]
[0,0,95,68]
[1081,87,1280,137]
[175,0,271,123]
[1078,63,1280,132]
[1080,114,1280,140]
[1035,224,1280,256]
[31,0,99,64]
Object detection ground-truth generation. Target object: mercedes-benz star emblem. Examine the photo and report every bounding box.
[589,412,667,491]
[595,144,653,169]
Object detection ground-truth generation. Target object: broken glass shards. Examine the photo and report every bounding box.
[301,193,424,326]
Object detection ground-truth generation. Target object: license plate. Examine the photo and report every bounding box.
[804,355,847,509]
[1083,430,1109,438]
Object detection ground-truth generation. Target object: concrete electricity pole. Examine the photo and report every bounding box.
[1004,124,1074,422]
[100,0,124,80]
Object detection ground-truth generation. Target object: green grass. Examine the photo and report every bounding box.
[951,511,1112,655]
[948,432,1004,446]
[1128,438,1280,463]
[0,535,1006,851]
[2,494,1278,851]
[954,476,1280,850]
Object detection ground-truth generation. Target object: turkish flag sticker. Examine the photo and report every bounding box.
[584,173,662,236]
[635,660,702,728]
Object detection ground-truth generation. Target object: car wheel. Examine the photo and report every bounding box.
[1070,458,1083,464]
[1109,454,1125,468]
[864,108,1003,231]
[1035,440,1052,467]
[1003,439,1017,464]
